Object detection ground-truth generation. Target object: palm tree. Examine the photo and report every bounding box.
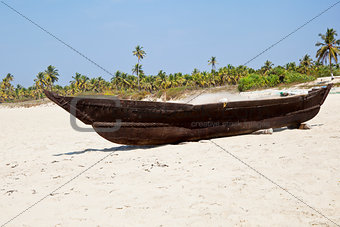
[168,74,178,88]
[5,73,14,82]
[316,28,340,80]
[218,67,228,85]
[173,72,184,87]
[140,76,153,92]
[44,65,59,90]
[120,73,131,90]
[15,84,26,100]
[89,78,99,92]
[285,62,297,71]
[208,56,218,71]
[192,68,200,75]
[261,60,274,75]
[34,72,46,98]
[156,70,169,90]
[132,45,146,90]
[70,73,82,93]
[111,70,122,89]
[0,73,15,100]
[96,76,106,92]
[132,64,144,78]
[79,75,89,92]
[195,73,207,88]
[299,54,314,75]
[70,73,88,93]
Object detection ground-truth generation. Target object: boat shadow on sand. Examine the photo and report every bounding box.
[272,123,323,133]
[53,145,162,156]
[53,124,324,156]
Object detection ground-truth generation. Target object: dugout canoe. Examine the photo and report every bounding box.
[44,84,332,145]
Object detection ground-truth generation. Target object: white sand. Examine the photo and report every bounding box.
[0,92,339,226]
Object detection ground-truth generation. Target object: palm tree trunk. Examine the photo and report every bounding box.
[137,59,140,91]
[329,54,334,79]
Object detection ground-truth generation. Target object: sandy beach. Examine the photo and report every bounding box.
[1,89,339,226]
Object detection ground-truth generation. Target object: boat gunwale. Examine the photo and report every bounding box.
[44,84,331,110]
[51,92,311,107]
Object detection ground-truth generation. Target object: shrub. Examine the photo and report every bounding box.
[130,91,150,100]
[266,74,280,87]
[283,72,315,83]
[237,72,315,92]
[238,74,266,91]
[270,67,286,77]
[165,86,191,100]
[315,66,340,77]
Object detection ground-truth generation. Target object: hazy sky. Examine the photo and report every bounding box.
[1,0,339,87]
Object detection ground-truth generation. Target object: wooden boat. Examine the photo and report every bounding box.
[44,84,332,145]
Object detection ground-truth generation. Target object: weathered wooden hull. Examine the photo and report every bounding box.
[44,85,332,145]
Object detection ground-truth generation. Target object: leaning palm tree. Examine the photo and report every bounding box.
[315,28,340,80]
[208,56,218,71]
[44,65,59,90]
[132,45,146,90]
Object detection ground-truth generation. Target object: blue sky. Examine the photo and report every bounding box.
[1,0,339,87]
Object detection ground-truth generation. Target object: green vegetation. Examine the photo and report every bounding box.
[316,28,340,79]
[283,72,315,84]
[238,74,267,91]
[0,28,339,103]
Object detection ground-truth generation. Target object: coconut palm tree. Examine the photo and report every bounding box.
[5,73,14,82]
[70,73,82,92]
[285,62,297,71]
[208,56,218,71]
[261,60,274,75]
[168,74,178,88]
[156,70,169,90]
[0,73,15,100]
[15,84,26,100]
[120,73,131,90]
[173,72,184,87]
[89,78,99,92]
[70,73,89,93]
[132,45,146,90]
[34,72,46,98]
[316,28,340,80]
[96,76,106,92]
[182,74,193,87]
[141,75,157,92]
[44,65,59,90]
[299,54,314,75]
[218,67,228,85]
[111,71,122,89]
[132,64,144,78]
[79,75,89,92]
[192,68,200,75]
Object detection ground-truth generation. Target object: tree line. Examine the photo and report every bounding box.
[1,28,339,102]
